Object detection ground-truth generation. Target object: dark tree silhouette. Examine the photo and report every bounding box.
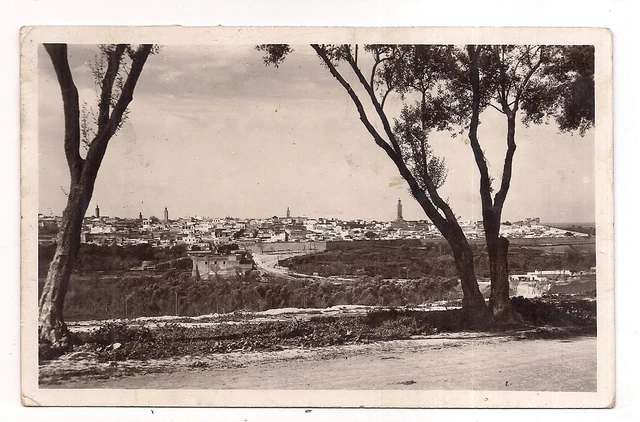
[259,44,488,319]
[258,43,594,322]
[39,44,156,352]
[461,45,594,321]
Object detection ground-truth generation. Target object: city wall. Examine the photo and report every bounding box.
[249,241,327,254]
[245,237,594,255]
[327,239,423,250]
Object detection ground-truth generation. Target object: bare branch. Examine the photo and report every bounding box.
[344,49,402,155]
[493,115,517,209]
[514,47,544,109]
[97,45,126,134]
[380,86,393,110]
[311,44,451,229]
[487,102,504,114]
[369,49,379,89]
[84,44,154,180]
[466,45,494,211]
[44,44,84,183]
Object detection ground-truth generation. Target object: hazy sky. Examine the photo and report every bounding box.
[38,44,595,223]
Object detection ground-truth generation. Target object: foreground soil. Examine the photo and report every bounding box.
[41,334,596,391]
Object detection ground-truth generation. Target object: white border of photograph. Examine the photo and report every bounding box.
[20,25,614,408]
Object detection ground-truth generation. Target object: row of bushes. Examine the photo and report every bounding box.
[39,240,596,281]
[47,270,463,321]
[38,243,188,277]
[68,308,453,361]
[280,243,597,279]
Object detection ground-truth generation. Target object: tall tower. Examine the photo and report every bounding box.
[396,199,403,222]
[139,211,143,221]
[95,204,100,218]
[286,207,291,218]
[164,207,169,222]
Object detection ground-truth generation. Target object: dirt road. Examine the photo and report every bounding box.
[46,335,596,391]
[252,253,301,279]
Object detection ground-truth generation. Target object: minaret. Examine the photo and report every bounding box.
[164,207,169,222]
[286,207,291,218]
[95,204,100,218]
[396,199,403,222]
[139,212,143,221]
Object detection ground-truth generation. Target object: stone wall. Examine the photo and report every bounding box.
[248,241,327,254]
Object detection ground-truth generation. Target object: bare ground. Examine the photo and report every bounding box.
[40,334,596,391]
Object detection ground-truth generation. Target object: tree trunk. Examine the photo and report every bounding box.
[38,184,90,351]
[484,214,520,323]
[312,44,488,321]
[447,230,488,322]
[39,44,153,357]
[489,236,513,320]
[487,111,521,324]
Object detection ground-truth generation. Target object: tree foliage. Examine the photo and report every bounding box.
[259,43,490,316]
[454,45,594,320]
[255,44,294,68]
[393,104,448,191]
[449,45,594,135]
[520,46,595,135]
[258,42,594,321]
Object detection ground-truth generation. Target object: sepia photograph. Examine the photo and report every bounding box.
[20,26,614,407]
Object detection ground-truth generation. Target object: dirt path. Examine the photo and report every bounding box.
[46,336,596,391]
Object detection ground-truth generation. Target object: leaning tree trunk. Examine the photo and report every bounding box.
[38,183,90,350]
[39,44,154,357]
[445,228,489,322]
[311,44,488,321]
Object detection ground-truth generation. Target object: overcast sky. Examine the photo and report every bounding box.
[38,44,595,223]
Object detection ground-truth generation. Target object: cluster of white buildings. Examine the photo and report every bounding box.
[509,268,596,298]
[499,220,590,239]
[37,203,591,248]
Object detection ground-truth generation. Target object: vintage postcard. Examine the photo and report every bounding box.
[21,26,614,407]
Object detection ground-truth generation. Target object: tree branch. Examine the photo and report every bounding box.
[44,44,84,183]
[493,114,517,209]
[414,92,457,222]
[344,49,401,155]
[344,46,460,224]
[467,45,494,211]
[369,49,380,88]
[380,85,393,110]
[494,46,543,209]
[84,44,154,183]
[97,45,127,134]
[488,102,504,114]
[310,44,450,230]
[105,45,153,138]
[514,46,544,110]
[368,47,393,90]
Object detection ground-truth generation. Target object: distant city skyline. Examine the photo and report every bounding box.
[38,44,595,224]
[39,203,590,226]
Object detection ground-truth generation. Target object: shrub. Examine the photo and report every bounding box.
[511,296,596,327]
[81,322,154,347]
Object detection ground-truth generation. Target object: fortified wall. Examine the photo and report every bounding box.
[247,241,327,254]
